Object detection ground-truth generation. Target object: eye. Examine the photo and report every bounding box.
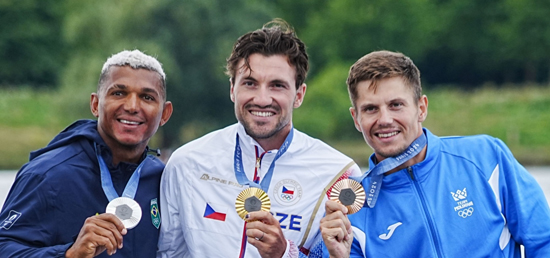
[243,81,255,87]
[362,105,377,113]
[390,102,404,108]
[112,91,124,96]
[143,95,155,101]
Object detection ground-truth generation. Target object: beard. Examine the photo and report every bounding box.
[242,118,287,140]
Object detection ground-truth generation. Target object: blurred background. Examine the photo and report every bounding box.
[1,0,550,170]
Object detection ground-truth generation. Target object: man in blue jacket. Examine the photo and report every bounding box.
[319,50,550,257]
[0,49,173,257]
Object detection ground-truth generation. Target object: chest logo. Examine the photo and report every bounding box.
[273,179,303,206]
[379,222,402,240]
[203,203,227,222]
[451,188,475,218]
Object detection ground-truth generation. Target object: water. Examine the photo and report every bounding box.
[0,171,16,208]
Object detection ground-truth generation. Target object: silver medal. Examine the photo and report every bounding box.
[106,197,142,229]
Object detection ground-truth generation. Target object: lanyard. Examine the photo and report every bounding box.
[233,128,294,191]
[351,132,427,208]
[95,144,145,201]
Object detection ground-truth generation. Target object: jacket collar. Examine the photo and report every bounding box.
[369,128,440,187]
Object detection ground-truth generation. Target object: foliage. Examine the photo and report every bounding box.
[2,0,550,154]
[294,62,359,140]
[275,0,550,85]
[0,0,66,86]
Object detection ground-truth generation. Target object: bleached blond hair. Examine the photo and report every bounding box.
[98,49,166,99]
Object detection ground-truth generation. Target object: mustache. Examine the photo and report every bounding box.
[244,104,280,112]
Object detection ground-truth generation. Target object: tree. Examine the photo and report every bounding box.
[0,0,66,87]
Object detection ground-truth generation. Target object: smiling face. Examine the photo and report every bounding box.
[230,53,306,150]
[350,76,427,162]
[91,65,172,163]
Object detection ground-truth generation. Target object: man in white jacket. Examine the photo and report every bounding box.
[156,19,362,258]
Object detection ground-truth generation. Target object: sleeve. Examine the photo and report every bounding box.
[316,236,364,258]
[0,171,73,258]
[156,157,187,258]
[283,239,299,258]
[494,138,550,257]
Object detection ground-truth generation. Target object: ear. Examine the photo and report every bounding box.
[350,106,362,132]
[293,83,307,108]
[90,93,100,118]
[229,78,235,103]
[159,101,173,126]
[418,95,428,122]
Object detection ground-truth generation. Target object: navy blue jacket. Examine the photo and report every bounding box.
[0,120,164,257]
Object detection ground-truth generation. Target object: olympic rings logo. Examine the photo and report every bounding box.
[280,194,294,201]
[457,207,474,218]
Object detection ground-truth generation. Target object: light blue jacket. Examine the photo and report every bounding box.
[322,129,550,257]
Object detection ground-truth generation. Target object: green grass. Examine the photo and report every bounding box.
[0,87,82,169]
[1,85,550,169]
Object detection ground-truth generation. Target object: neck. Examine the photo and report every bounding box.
[255,135,286,152]
[105,142,145,166]
[111,149,143,166]
[255,127,291,152]
[96,126,146,166]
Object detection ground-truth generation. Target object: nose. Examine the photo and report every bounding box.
[124,94,139,113]
[253,86,272,107]
[377,108,393,125]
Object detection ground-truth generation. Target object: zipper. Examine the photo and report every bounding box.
[407,167,444,257]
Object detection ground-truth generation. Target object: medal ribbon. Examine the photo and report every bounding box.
[95,144,145,201]
[351,132,427,208]
[233,128,294,192]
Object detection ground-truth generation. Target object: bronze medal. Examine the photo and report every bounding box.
[235,187,271,220]
[329,179,365,214]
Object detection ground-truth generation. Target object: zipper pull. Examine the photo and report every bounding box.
[255,158,261,170]
[407,167,415,180]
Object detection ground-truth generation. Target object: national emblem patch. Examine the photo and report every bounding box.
[151,198,161,229]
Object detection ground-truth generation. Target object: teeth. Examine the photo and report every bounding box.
[120,119,140,125]
[378,132,398,138]
[251,111,274,117]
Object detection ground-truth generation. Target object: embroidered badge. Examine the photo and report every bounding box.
[451,188,475,218]
[150,198,161,229]
[203,203,227,222]
[1,210,22,230]
[273,179,303,206]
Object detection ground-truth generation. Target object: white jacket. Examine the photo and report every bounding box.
[157,123,361,258]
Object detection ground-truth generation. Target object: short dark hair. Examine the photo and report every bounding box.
[347,50,421,107]
[225,18,309,89]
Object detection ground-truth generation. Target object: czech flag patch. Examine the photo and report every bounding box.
[282,185,294,195]
[203,203,227,221]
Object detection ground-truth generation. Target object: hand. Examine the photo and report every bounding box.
[65,213,127,258]
[320,200,353,258]
[245,211,287,258]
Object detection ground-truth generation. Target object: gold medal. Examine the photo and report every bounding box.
[329,179,365,214]
[235,187,271,220]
